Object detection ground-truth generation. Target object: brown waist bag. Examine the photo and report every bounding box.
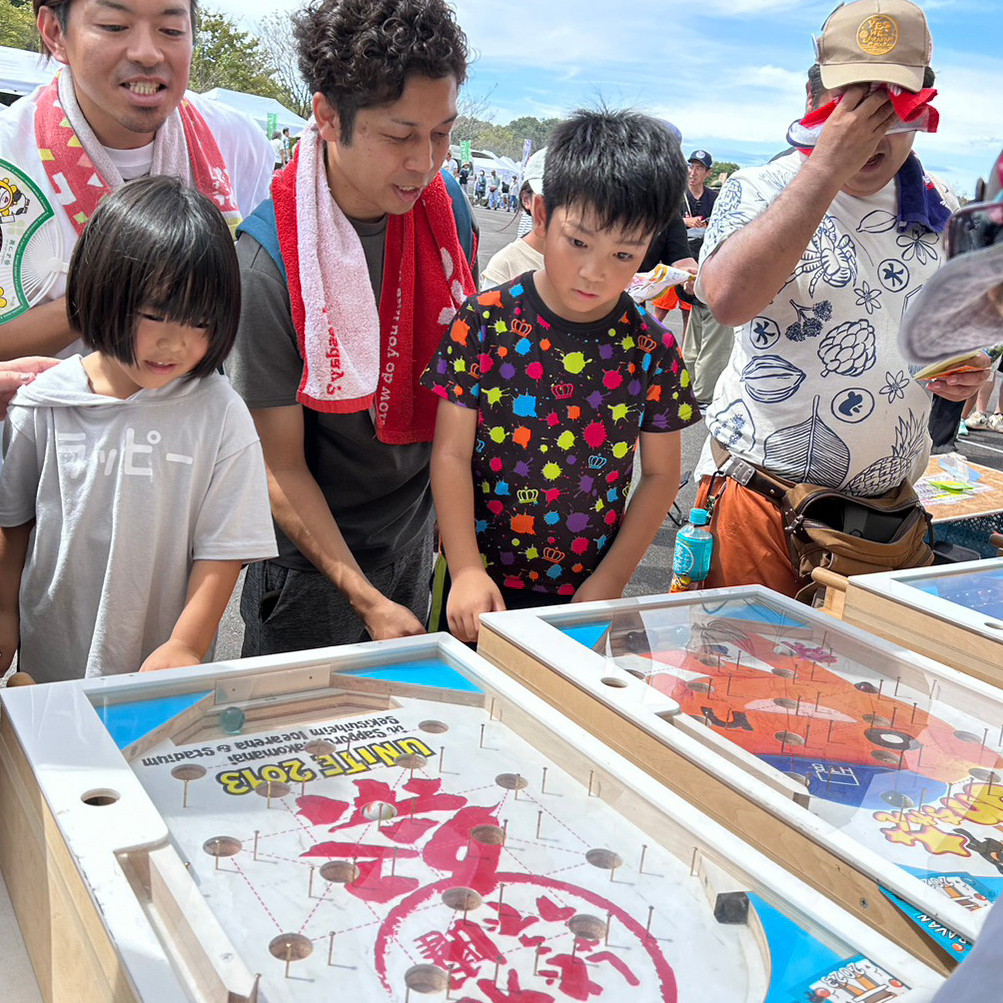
[711,441,934,604]
[780,479,934,604]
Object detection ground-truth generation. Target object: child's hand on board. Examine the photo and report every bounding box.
[447,567,506,643]
[139,638,203,673]
[0,610,19,674]
[361,597,427,641]
[571,571,626,605]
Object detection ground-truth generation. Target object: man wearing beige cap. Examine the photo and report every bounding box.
[691,0,990,599]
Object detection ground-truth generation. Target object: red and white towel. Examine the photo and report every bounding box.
[271,121,475,444]
[788,83,939,151]
[34,69,241,236]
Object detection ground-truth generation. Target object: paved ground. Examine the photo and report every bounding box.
[212,202,1003,656]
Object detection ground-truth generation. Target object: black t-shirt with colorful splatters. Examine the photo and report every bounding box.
[422,273,700,598]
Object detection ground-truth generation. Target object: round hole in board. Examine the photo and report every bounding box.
[81,789,119,806]
[470,824,506,846]
[320,860,360,884]
[970,768,1002,783]
[782,771,809,788]
[394,753,428,771]
[774,731,805,747]
[441,887,482,913]
[881,791,914,808]
[954,730,983,744]
[404,964,449,993]
[268,932,313,962]
[601,676,629,689]
[585,848,623,871]
[419,720,449,734]
[567,914,608,942]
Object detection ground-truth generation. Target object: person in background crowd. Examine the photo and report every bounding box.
[693,0,989,596]
[488,168,501,209]
[270,130,284,168]
[0,0,273,361]
[679,149,735,406]
[481,151,546,287]
[226,0,478,656]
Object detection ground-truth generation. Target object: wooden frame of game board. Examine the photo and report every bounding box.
[842,558,1003,689]
[478,586,1003,974]
[0,635,943,1002]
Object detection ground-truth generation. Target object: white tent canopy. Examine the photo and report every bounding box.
[199,87,307,136]
[0,44,57,99]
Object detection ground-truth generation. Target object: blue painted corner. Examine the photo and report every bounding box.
[556,621,612,650]
[97,691,213,750]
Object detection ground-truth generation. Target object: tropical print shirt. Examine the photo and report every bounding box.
[695,151,957,496]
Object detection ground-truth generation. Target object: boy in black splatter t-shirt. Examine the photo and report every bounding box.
[422,109,701,641]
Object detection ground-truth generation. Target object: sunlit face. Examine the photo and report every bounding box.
[688,162,710,187]
[317,74,458,222]
[813,83,917,199]
[532,201,652,324]
[87,310,209,397]
[38,0,193,149]
[841,130,916,198]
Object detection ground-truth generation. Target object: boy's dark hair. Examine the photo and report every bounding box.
[66,176,239,382]
[293,0,467,144]
[543,108,686,237]
[807,62,936,108]
[34,0,199,52]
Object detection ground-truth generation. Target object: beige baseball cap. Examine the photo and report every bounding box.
[816,0,932,92]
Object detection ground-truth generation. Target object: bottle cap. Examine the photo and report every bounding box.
[689,508,709,525]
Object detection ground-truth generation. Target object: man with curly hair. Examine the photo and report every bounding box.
[227,0,478,655]
[690,0,990,599]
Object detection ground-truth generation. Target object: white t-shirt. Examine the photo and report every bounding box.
[481,237,544,290]
[0,358,277,682]
[0,88,273,330]
[104,141,155,181]
[695,152,958,495]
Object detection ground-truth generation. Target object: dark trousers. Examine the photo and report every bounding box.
[929,395,965,453]
[240,531,435,656]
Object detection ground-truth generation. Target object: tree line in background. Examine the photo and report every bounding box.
[1,0,741,179]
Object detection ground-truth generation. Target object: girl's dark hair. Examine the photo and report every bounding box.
[518,181,534,216]
[66,176,240,382]
[543,108,686,238]
[293,0,467,144]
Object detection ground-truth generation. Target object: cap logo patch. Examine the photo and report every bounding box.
[856,15,899,55]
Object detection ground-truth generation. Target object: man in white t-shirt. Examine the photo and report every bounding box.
[0,0,272,360]
[692,0,990,597]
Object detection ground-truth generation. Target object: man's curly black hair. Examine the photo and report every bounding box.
[294,0,468,145]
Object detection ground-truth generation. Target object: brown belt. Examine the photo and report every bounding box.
[709,439,789,505]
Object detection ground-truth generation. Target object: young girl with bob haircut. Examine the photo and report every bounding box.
[0,176,276,683]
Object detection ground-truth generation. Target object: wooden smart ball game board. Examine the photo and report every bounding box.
[842,558,1003,689]
[0,635,942,1002]
[479,587,1003,973]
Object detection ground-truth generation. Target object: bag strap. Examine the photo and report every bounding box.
[710,439,789,504]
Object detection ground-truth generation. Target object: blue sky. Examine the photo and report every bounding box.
[218,0,1002,198]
